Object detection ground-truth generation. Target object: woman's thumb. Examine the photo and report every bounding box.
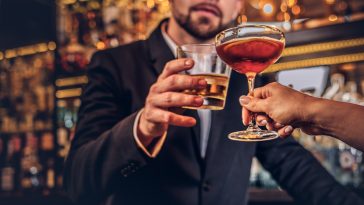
[239,95,265,113]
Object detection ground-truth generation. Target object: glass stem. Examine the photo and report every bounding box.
[246,75,258,130]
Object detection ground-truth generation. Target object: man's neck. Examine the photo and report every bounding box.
[166,17,213,46]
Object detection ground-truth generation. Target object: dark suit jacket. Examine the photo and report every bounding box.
[64,20,364,205]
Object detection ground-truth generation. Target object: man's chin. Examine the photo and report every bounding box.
[191,12,220,25]
[174,12,223,40]
[191,18,220,34]
[194,26,217,37]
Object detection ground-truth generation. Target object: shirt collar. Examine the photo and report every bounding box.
[161,22,178,58]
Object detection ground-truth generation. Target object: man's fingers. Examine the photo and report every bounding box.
[153,74,207,93]
[144,108,196,127]
[149,92,204,108]
[278,125,293,138]
[159,58,194,80]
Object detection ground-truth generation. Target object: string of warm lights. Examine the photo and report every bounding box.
[265,52,364,73]
[0,42,56,61]
[56,88,83,99]
[55,76,89,87]
[283,38,364,57]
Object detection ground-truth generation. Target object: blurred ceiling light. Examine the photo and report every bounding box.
[263,3,274,15]
[292,5,301,15]
[48,42,57,51]
[283,21,292,31]
[287,0,297,8]
[328,14,338,21]
[341,63,356,71]
[238,14,248,25]
[0,52,3,60]
[276,11,284,21]
[37,43,48,52]
[96,41,106,50]
[337,1,348,11]
[147,0,155,9]
[284,12,291,21]
[280,3,288,12]
[241,14,248,23]
[5,50,16,59]
[61,0,77,5]
[88,1,101,9]
[159,1,170,13]
[325,0,335,5]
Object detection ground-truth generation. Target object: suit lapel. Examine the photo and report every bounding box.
[145,19,175,77]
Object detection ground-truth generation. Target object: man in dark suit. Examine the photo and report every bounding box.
[64,0,364,205]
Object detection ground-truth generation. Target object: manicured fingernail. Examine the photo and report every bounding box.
[198,79,207,86]
[284,126,293,133]
[185,59,193,66]
[275,122,283,127]
[260,120,267,126]
[239,96,250,105]
[194,97,203,105]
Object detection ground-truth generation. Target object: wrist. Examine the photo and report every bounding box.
[137,112,155,147]
[301,95,322,125]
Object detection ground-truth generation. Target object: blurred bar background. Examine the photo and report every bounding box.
[0,0,364,204]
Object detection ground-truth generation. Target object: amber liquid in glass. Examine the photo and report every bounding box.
[183,73,229,110]
[216,37,284,77]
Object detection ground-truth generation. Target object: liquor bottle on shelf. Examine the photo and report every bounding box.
[46,85,55,114]
[1,165,16,193]
[336,141,363,187]
[342,81,361,103]
[0,60,9,100]
[361,80,364,105]
[43,158,56,195]
[1,135,22,194]
[59,33,92,73]
[318,72,364,187]
[71,99,81,129]
[20,133,43,194]
[322,73,346,100]
[57,125,69,160]
[40,132,55,154]
[0,137,4,192]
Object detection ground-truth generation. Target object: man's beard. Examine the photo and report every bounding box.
[173,8,233,41]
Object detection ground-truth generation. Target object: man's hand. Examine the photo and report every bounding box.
[240,82,318,138]
[137,58,207,146]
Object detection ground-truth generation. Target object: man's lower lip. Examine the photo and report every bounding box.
[192,10,219,17]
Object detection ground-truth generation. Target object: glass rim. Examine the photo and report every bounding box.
[178,43,217,54]
[215,24,285,43]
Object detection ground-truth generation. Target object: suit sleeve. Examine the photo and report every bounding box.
[256,137,364,205]
[63,51,150,204]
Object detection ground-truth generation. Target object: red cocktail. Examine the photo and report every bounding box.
[215,25,285,141]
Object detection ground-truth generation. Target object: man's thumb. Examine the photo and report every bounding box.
[239,95,265,113]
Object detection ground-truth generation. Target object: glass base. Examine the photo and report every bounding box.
[228,129,279,142]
